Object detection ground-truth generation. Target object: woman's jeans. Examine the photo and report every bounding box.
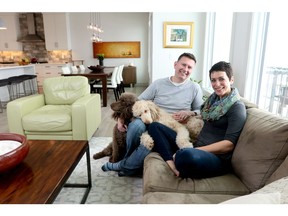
[147,122,230,178]
[119,118,151,176]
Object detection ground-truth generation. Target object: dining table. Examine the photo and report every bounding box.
[62,67,114,107]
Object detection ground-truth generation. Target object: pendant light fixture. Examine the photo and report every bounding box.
[87,12,103,42]
[0,18,7,30]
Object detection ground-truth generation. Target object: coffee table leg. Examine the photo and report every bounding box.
[63,145,92,204]
[81,146,92,204]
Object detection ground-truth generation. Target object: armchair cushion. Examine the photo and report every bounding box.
[22,105,72,131]
[43,76,90,105]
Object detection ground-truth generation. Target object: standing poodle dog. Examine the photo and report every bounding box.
[93,92,138,162]
[132,100,203,150]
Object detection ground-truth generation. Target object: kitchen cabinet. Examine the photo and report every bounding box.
[43,13,71,50]
[0,13,22,51]
[35,63,70,92]
[123,66,136,87]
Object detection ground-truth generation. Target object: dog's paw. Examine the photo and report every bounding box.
[140,132,154,150]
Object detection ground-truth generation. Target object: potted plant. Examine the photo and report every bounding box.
[97,54,104,66]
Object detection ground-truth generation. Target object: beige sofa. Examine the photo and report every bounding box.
[7,76,101,141]
[142,99,288,204]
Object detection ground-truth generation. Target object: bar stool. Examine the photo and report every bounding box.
[7,76,26,100]
[17,74,38,95]
[8,75,38,100]
[0,78,9,112]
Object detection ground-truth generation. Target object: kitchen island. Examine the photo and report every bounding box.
[0,64,36,102]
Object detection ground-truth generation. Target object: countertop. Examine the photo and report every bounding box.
[0,62,72,68]
[0,64,35,70]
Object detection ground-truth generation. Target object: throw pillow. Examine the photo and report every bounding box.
[254,176,288,204]
[220,192,281,204]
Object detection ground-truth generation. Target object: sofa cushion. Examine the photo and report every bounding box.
[43,76,90,105]
[22,105,72,131]
[143,152,250,195]
[142,192,238,204]
[232,108,288,192]
[143,176,288,204]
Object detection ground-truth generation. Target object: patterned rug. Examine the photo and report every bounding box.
[54,137,143,204]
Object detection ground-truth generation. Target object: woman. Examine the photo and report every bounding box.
[147,61,247,178]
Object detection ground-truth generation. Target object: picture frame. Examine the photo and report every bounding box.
[163,22,194,48]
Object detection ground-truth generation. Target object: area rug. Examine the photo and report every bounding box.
[54,137,143,204]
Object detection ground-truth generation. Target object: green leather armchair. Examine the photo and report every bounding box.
[7,76,101,140]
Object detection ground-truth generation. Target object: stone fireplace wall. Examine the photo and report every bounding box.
[19,13,48,62]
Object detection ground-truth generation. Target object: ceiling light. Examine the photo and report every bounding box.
[87,13,103,42]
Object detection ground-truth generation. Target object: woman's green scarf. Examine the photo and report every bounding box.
[201,87,240,121]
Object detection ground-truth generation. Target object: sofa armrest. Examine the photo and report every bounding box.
[72,93,101,140]
[7,94,45,135]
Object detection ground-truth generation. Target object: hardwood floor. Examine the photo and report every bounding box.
[0,86,147,137]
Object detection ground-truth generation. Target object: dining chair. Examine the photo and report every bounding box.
[93,66,119,101]
[71,66,79,74]
[61,66,71,74]
[79,65,86,73]
[99,65,123,97]
[117,65,125,94]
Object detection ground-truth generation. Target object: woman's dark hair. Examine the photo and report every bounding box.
[209,61,233,80]
[178,53,197,63]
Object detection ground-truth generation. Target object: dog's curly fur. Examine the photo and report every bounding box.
[132,100,204,150]
[93,92,138,162]
[185,115,204,143]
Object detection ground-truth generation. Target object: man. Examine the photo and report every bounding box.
[102,52,203,176]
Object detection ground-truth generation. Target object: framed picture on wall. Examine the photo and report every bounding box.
[163,22,194,48]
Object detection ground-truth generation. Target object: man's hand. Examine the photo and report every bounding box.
[172,110,195,123]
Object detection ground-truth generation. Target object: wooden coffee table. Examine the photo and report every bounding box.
[0,139,92,204]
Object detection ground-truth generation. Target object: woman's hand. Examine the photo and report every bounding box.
[117,118,127,132]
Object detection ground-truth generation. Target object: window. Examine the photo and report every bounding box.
[258,13,288,118]
[203,12,287,118]
[202,12,233,94]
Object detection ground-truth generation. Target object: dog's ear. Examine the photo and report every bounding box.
[132,101,141,117]
[110,101,121,111]
[146,101,160,121]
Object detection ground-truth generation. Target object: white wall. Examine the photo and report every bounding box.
[69,12,149,85]
[229,12,253,96]
[68,12,264,101]
[68,12,207,86]
[150,12,206,83]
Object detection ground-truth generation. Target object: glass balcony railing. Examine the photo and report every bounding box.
[259,67,288,118]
